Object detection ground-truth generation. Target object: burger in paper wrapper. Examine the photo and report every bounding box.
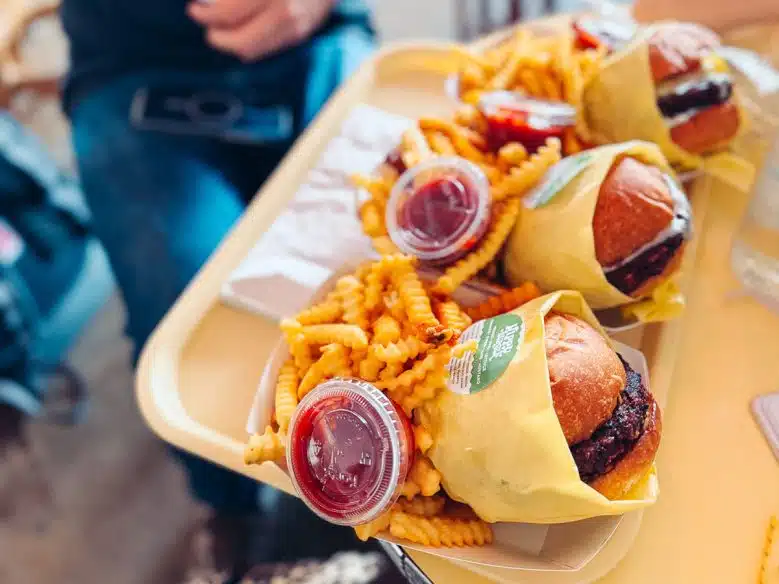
[503,141,691,318]
[581,21,747,168]
[428,290,660,524]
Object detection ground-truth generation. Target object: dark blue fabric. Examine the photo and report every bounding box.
[0,114,92,417]
[66,22,374,512]
[60,0,372,113]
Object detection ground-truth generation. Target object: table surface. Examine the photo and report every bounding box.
[138,21,779,584]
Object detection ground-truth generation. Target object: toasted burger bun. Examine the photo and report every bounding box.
[648,23,720,84]
[544,313,662,499]
[545,313,625,445]
[669,101,741,155]
[648,23,740,154]
[593,156,676,267]
[592,156,689,298]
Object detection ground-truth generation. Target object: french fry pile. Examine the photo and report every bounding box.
[349,26,612,295]
[245,255,543,547]
[457,26,607,151]
[355,126,562,295]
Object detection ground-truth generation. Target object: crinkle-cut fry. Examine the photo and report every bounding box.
[417,118,485,163]
[373,314,401,345]
[414,401,436,432]
[274,359,299,432]
[461,89,484,106]
[401,370,447,416]
[465,281,542,321]
[425,130,457,156]
[364,261,388,312]
[389,259,446,342]
[294,293,342,326]
[372,336,430,364]
[403,456,444,497]
[350,348,368,376]
[245,426,286,465]
[413,425,435,454]
[433,196,522,296]
[486,29,531,90]
[299,324,368,350]
[539,71,562,101]
[518,67,545,98]
[492,137,562,203]
[497,142,529,171]
[383,290,407,325]
[378,360,404,382]
[394,495,445,517]
[454,104,488,134]
[359,352,383,382]
[354,511,391,542]
[459,61,488,92]
[372,235,400,256]
[400,126,433,168]
[298,344,350,398]
[400,479,421,500]
[434,300,472,334]
[389,512,493,547]
[359,200,386,237]
[552,31,575,87]
[351,173,391,206]
[477,162,504,186]
[335,275,370,330]
[375,346,449,391]
[281,319,314,374]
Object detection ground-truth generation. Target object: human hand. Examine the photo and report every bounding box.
[188,0,338,61]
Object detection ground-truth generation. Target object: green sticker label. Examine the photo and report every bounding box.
[446,314,524,395]
[523,151,594,209]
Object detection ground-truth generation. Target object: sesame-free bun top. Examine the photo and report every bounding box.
[544,313,626,445]
[592,156,676,268]
[647,22,721,83]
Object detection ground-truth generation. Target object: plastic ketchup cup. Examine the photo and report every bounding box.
[385,157,490,266]
[478,92,577,152]
[286,379,414,526]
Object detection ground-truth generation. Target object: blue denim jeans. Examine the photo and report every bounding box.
[68,24,374,513]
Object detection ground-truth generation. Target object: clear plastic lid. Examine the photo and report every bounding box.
[478,93,577,128]
[478,94,577,151]
[385,156,491,265]
[286,378,414,526]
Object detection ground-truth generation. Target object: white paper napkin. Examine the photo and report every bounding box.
[221,105,413,320]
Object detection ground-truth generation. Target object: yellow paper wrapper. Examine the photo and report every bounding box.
[621,277,684,323]
[503,140,683,315]
[428,290,658,524]
[581,23,751,174]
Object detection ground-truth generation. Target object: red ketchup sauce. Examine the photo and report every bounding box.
[572,16,635,52]
[386,157,490,266]
[287,379,414,525]
[478,92,577,152]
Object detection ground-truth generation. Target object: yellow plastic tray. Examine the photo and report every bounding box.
[136,38,778,584]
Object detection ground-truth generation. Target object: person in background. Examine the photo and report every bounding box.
[59,0,374,581]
